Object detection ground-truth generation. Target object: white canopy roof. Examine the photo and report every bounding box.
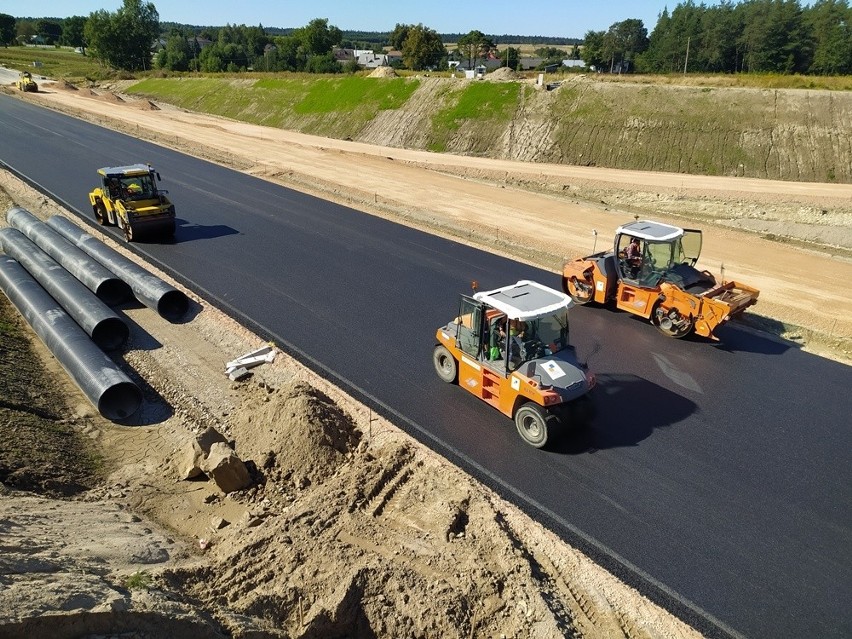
[616,219,683,242]
[474,280,573,320]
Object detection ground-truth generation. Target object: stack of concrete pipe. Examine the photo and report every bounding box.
[0,207,189,421]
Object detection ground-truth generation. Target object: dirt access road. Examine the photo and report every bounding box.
[0,80,850,638]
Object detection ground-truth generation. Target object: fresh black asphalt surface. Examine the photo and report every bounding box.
[1,93,850,638]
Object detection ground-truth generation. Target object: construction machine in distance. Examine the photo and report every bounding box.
[562,219,759,340]
[433,280,595,448]
[16,71,38,92]
[88,164,176,242]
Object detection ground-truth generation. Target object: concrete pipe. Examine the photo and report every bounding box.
[46,215,189,322]
[6,207,131,306]
[0,228,129,351]
[0,256,142,421]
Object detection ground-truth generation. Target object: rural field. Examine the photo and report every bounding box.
[1,64,851,638]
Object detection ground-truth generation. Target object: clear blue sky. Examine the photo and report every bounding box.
[3,1,670,39]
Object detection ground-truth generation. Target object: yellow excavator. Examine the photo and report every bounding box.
[88,164,176,242]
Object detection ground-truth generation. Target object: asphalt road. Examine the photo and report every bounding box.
[1,93,850,639]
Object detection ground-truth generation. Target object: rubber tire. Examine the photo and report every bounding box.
[433,345,458,383]
[94,202,107,226]
[514,403,552,449]
[652,303,693,338]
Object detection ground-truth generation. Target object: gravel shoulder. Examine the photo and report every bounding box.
[0,82,850,638]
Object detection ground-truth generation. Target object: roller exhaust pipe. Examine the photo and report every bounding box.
[6,207,131,306]
[45,214,189,322]
[0,256,142,421]
[0,228,129,351]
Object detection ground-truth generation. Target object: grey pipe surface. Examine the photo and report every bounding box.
[46,215,189,322]
[6,207,131,306]
[0,228,129,351]
[0,256,142,421]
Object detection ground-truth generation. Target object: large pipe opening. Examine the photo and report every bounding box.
[0,256,141,421]
[45,215,189,322]
[0,227,129,351]
[98,381,144,421]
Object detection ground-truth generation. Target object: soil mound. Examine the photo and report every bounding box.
[55,80,78,91]
[97,91,125,103]
[368,66,397,78]
[230,380,361,487]
[129,98,160,110]
[486,67,518,82]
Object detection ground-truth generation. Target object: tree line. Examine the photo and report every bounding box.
[1,0,850,76]
[584,0,852,75]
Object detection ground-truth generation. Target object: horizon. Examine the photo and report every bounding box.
[1,0,667,40]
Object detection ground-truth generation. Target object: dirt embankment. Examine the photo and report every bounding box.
[125,75,852,184]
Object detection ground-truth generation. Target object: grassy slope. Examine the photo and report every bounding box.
[3,46,847,183]
[126,73,852,183]
[130,75,419,138]
[0,46,114,82]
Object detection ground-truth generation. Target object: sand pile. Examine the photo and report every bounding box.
[486,67,518,82]
[230,380,362,487]
[129,98,160,110]
[369,66,397,78]
[96,90,125,103]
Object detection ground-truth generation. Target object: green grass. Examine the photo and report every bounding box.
[0,45,114,82]
[291,76,417,114]
[432,82,520,130]
[128,75,419,138]
[124,571,152,591]
[428,82,523,152]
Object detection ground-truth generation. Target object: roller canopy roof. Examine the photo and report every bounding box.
[97,164,154,178]
[616,219,684,242]
[474,280,573,320]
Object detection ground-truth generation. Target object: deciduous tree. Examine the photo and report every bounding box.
[0,14,15,47]
[156,31,193,71]
[60,16,88,51]
[294,18,342,57]
[388,23,410,51]
[401,24,445,70]
[581,30,606,69]
[36,19,62,44]
[602,19,649,71]
[85,0,160,71]
[456,30,494,68]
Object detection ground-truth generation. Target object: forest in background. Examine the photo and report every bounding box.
[1,0,850,75]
